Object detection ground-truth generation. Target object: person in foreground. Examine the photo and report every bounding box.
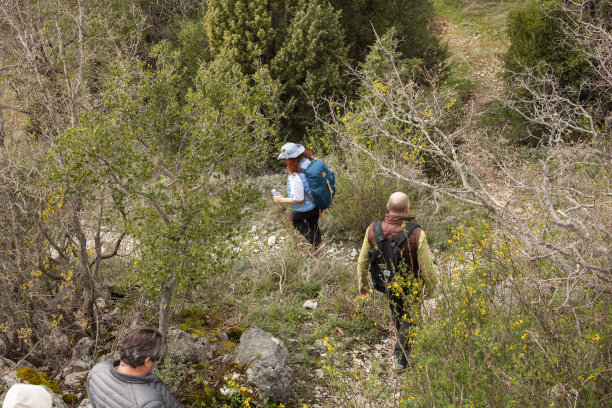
[357,192,437,372]
[2,384,52,408]
[273,142,326,254]
[87,326,182,407]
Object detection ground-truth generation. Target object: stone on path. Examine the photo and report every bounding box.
[235,326,292,403]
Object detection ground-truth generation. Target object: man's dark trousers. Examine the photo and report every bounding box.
[389,293,415,365]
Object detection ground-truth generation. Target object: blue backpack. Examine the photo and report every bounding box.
[304,159,336,210]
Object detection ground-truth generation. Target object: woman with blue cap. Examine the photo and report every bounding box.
[273,143,326,253]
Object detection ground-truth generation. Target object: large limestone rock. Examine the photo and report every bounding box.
[0,357,33,387]
[42,385,69,408]
[165,327,212,363]
[72,337,95,361]
[39,327,70,359]
[235,326,291,403]
[62,337,95,378]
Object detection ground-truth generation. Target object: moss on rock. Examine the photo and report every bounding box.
[221,341,236,353]
[62,393,80,404]
[225,326,244,341]
[16,367,61,394]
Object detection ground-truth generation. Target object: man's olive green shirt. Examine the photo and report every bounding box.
[357,228,437,298]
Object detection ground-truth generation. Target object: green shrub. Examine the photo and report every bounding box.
[320,150,413,240]
[504,1,589,87]
[402,223,611,406]
[501,0,597,144]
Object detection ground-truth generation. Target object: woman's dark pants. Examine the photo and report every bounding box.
[291,207,321,246]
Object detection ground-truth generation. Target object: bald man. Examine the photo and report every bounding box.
[357,192,437,372]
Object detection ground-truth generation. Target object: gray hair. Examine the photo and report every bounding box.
[119,326,164,368]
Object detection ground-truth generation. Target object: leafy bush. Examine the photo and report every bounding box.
[331,0,449,71]
[317,148,414,240]
[404,223,611,406]
[504,1,589,87]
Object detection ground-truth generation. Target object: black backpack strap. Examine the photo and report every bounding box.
[393,229,408,247]
[403,223,420,242]
[372,221,386,245]
[390,222,418,247]
[371,221,394,272]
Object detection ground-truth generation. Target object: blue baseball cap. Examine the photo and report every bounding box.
[277,143,305,160]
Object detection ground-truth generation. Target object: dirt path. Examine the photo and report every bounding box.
[434,16,505,110]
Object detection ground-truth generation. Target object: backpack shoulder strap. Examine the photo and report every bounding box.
[392,222,418,246]
[393,229,408,247]
[404,223,420,240]
[372,221,386,245]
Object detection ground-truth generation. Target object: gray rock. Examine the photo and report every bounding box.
[77,398,92,408]
[267,236,277,247]
[63,371,89,388]
[72,337,95,362]
[548,383,579,406]
[40,385,68,408]
[95,297,107,310]
[62,358,92,377]
[302,299,317,310]
[1,370,18,388]
[314,339,327,351]
[235,327,291,403]
[0,357,16,377]
[166,327,212,363]
[99,351,120,362]
[40,328,69,357]
[0,358,33,387]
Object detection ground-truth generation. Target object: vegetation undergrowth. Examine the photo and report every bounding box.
[1,0,609,407]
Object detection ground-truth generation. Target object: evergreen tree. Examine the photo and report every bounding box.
[362,27,422,81]
[205,0,277,74]
[272,0,348,135]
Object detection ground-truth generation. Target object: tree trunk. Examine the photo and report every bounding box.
[159,274,176,357]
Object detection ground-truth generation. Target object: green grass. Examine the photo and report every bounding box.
[433,0,528,42]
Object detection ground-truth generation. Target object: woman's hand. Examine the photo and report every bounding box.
[273,194,286,203]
